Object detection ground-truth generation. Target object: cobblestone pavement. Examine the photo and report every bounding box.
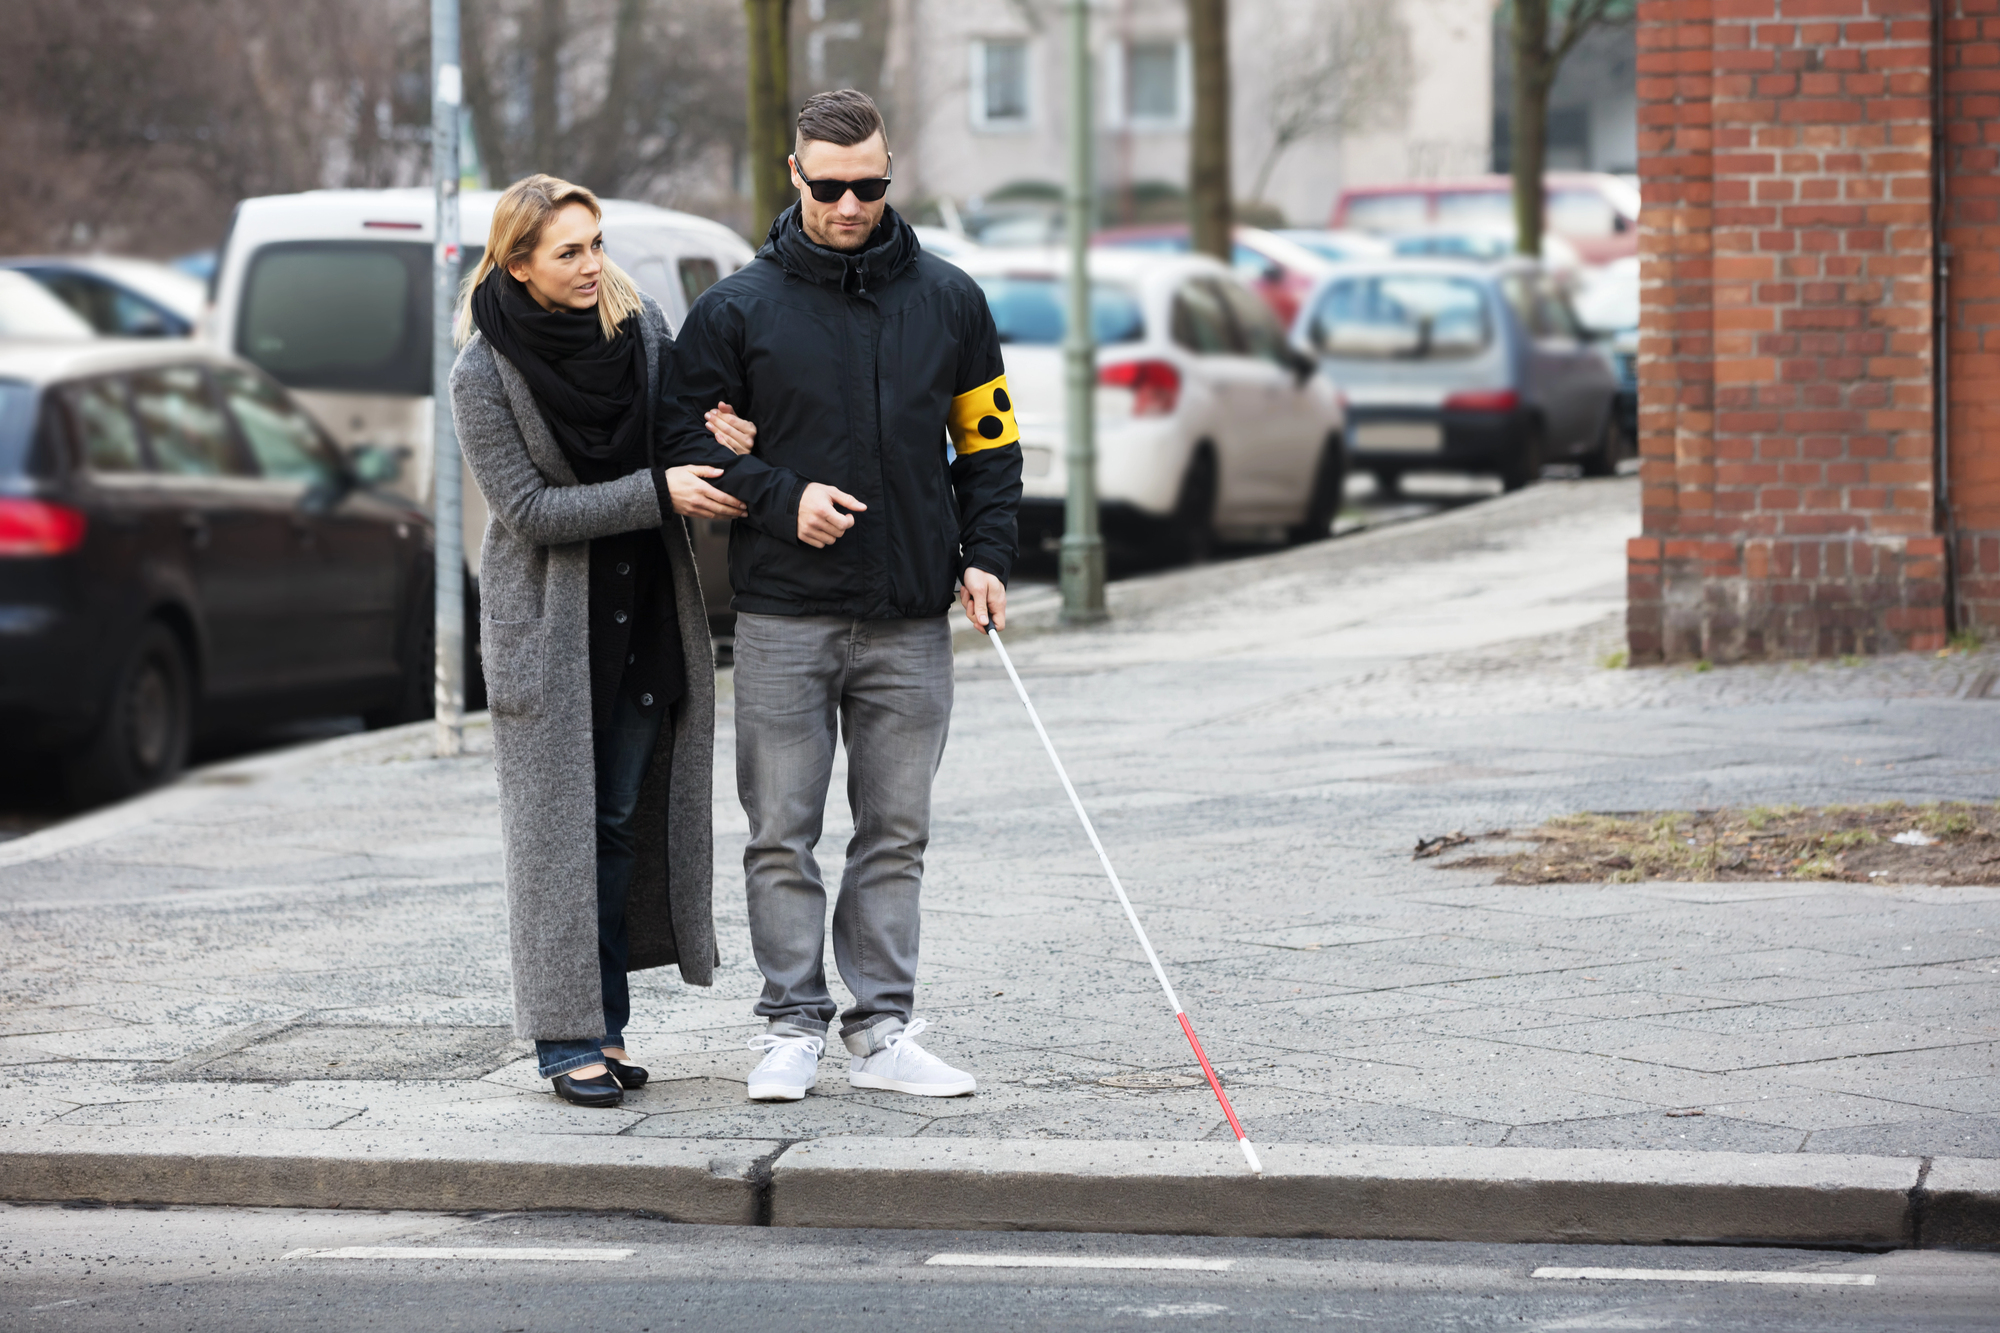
[1,477,1994,1158]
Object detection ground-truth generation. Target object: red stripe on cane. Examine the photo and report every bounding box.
[1177,1012,1249,1143]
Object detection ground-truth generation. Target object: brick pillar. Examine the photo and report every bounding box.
[1629,0,1950,662]
[1945,0,2000,635]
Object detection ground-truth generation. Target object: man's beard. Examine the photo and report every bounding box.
[805,211,879,252]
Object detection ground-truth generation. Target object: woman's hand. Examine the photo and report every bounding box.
[666,464,748,519]
[705,401,757,456]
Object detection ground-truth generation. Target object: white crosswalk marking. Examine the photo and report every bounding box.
[1533,1267,1874,1286]
[284,1247,633,1262]
[926,1253,1234,1272]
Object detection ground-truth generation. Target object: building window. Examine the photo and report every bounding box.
[1105,38,1190,130]
[971,38,1031,130]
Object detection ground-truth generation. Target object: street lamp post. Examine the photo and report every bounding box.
[1060,0,1106,624]
[431,0,467,757]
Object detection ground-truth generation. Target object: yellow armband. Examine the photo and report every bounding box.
[948,374,1020,455]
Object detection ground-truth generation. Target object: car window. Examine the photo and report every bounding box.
[62,377,145,473]
[974,276,1145,346]
[130,367,248,477]
[1213,279,1290,365]
[1308,274,1491,360]
[0,380,39,479]
[678,257,721,305]
[216,366,338,484]
[1170,280,1236,354]
[1500,273,1581,341]
[1342,193,1429,232]
[238,241,430,395]
[1433,192,1514,229]
[28,270,183,337]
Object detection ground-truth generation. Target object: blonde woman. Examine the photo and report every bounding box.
[450,174,751,1108]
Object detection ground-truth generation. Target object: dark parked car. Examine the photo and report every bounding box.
[1292,257,1624,494]
[0,340,436,802]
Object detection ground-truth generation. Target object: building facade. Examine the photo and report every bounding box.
[1628,0,1999,661]
[868,0,1492,228]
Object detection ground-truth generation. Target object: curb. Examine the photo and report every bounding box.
[4,1128,1992,1247]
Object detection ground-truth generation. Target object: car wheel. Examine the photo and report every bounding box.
[1165,446,1218,564]
[364,573,436,730]
[63,621,193,805]
[1499,418,1547,492]
[1288,433,1348,545]
[1579,413,1632,478]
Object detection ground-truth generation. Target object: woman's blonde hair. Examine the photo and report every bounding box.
[453,173,644,347]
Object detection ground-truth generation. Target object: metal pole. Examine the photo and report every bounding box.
[1059,0,1106,624]
[432,0,466,757]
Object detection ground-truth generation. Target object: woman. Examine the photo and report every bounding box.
[450,174,751,1108]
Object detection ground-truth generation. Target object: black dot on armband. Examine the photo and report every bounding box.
[978,416,1005,439]
[993,387,1011,412]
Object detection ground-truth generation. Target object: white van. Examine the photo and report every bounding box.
[206,188,753,601]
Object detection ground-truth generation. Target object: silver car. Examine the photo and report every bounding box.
[1291,257,1624,493]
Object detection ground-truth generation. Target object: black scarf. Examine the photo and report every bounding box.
[470,269,650,484]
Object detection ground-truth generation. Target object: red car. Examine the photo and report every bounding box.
[1091,225,1331,329]
[1331,173,1641,266]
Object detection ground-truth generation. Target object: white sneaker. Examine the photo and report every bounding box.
[745,1031,824,1101]
[847,1019,976,1097]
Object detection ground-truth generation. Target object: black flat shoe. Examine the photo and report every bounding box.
[551,1069,624,1108]
[606,1058,649,1090]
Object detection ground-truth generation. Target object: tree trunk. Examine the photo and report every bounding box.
[531,0,565,176]
[744,0,794,242]
[459,0,508,188]
[584,0,648,192]
[1510,0,1549,257]
[1188,0,1232,263]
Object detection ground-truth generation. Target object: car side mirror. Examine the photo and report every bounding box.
[1285,345,1317,385]
[350,443,407,486]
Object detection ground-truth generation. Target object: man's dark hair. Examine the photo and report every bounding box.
[795,89,887,154]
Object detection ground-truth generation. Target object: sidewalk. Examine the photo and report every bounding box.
[2,477,1995,1243]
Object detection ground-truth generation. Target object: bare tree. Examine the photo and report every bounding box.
[1247,0,1411,205]
[744,0,793,239]
[1508,0,1632,255]
[1188,0,1231,262]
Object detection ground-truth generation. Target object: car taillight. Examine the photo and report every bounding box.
[1442,389,1520,413]
[0,499,88,557]
[1098,359,1182,416]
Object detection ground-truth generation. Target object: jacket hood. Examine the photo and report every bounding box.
[760,203,920,294]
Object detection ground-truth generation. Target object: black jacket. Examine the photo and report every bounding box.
[658,205,1023,620]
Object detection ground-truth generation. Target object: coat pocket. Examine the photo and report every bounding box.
[481,616,547,718]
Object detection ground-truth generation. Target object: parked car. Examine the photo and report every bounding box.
[1269,229,1393,265]
[0,271,96,341]
[0,340,436,802]
[1,257,206,337]
[954,248,1347,560]
[1388,227,1583,276]
[207,187,753,630]
[1332,173,1641,265]
[1569,256,1639,446]
[910,225,984,266]
[1293,258,1623,494]
[1091,225,1333,328]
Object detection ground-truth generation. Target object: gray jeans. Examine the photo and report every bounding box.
[733,612,953,1056]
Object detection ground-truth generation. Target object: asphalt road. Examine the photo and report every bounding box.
[6,1202,1997,1332]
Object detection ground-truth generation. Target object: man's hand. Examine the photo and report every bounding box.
[797,482,866,548]
[665,465,748,519]
[959,567,1007,632]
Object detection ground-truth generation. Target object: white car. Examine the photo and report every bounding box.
[954,248,1346,557]
[0,270,96,341]
[1,257,207,337]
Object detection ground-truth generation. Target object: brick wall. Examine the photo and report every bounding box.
[1945,0,2000,634]
[1628,0,1989,661]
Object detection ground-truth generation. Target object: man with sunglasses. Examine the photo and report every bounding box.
[659,89,1022,1104]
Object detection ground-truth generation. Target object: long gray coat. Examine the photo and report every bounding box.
[449,295,716,1041]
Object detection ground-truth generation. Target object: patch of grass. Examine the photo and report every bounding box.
[1948,630,1983,654]
[1838,653,1864,667]
[1693,658,1714,673]
[1744,804,1803,830]
[1600,649,1629,670]
[1916,802,1976,837]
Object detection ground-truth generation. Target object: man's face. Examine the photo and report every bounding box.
[791,132,890,252]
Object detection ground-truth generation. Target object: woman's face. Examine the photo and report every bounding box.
[508,203,605,313]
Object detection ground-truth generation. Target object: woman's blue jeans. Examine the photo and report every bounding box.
[536,692,666,1078]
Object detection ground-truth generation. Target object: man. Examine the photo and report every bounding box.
[660,89,1022,1101]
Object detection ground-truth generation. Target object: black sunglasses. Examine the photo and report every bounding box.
[794,154,894,204]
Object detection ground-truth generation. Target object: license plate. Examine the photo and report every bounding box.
[1354,421,1443,453]
[1022,446,1053,478]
